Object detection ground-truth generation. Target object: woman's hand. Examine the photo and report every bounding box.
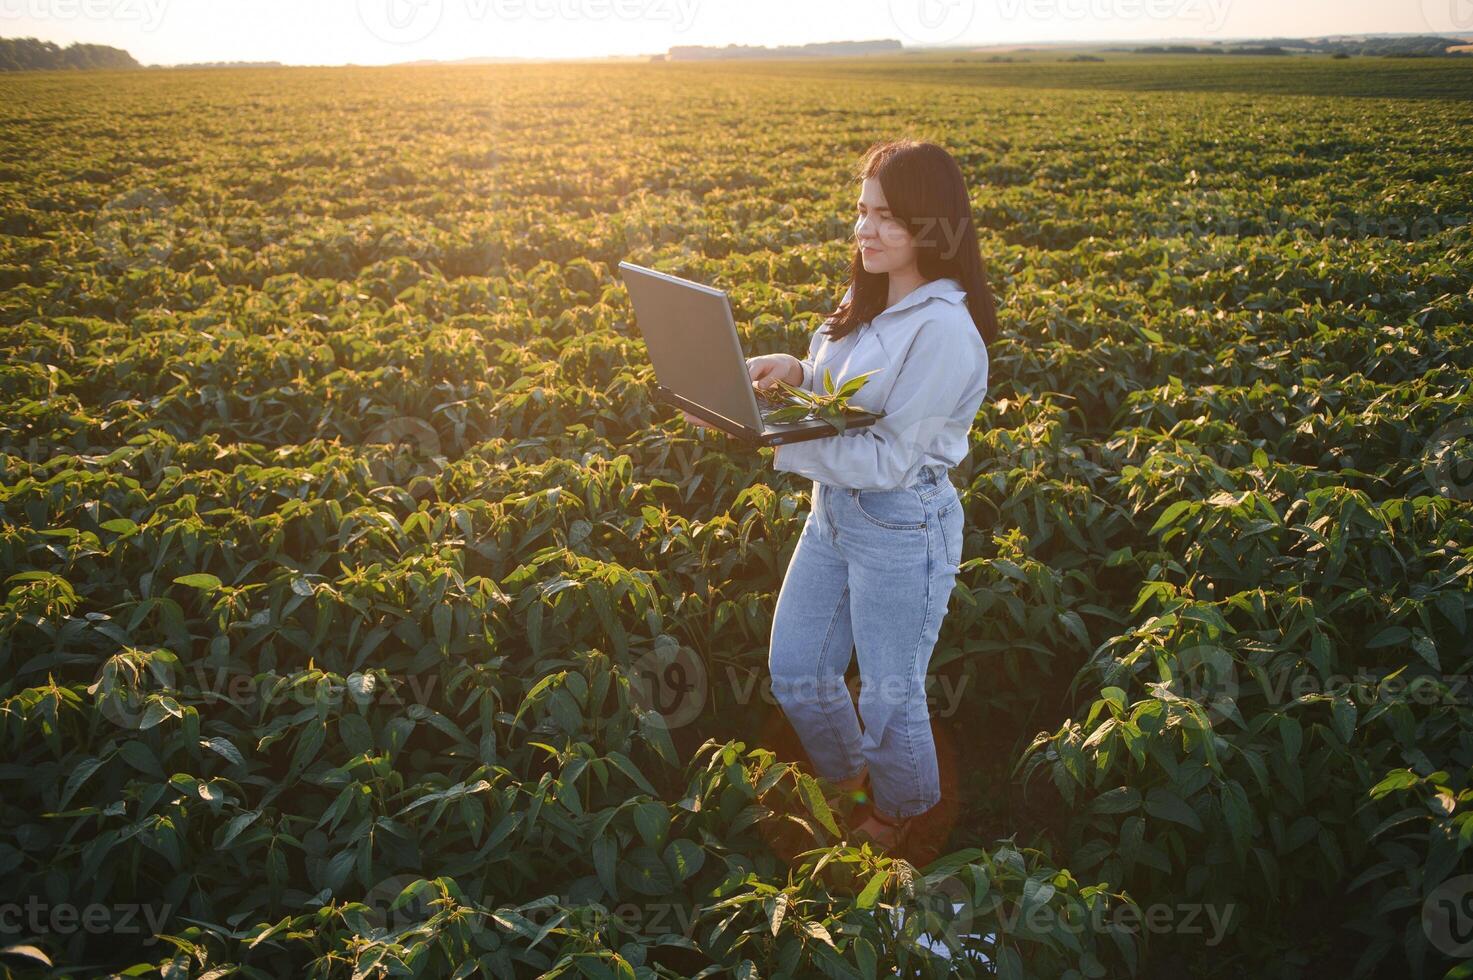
[747,353,803,391]
[680,409,720,431]
[679,354,803,433]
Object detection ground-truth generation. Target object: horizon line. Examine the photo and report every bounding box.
[7,28,1466,69]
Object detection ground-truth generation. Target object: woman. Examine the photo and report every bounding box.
[684,139,998,853]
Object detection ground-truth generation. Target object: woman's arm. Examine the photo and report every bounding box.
[772,315,987,490]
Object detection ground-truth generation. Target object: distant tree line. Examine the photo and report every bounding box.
[1131,35,1469,58]
[665,39,902,61]
[158,61,284,70]
[1134,44,1287,55]
[0,36,139,71]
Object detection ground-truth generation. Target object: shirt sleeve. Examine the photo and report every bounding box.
[772,316,985,491]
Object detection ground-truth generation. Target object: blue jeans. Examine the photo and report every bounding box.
[768,463,964,819]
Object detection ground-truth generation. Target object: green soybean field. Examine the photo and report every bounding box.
[2,53,1472,979]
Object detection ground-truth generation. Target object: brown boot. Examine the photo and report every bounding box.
[851,806,915,855]
[818,767,870,822]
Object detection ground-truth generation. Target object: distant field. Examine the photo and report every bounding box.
[733,50,1473,99]
[1,55,1471,978]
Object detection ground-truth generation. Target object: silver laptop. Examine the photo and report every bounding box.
[618,261,880,446]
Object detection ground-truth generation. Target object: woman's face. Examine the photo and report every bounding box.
[854,176,917,276]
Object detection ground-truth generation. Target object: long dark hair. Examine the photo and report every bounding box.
[823,139,999,347]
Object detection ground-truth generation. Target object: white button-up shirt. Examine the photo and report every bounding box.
[771,276,989,491]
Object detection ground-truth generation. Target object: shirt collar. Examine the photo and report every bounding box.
[874,277,967,322]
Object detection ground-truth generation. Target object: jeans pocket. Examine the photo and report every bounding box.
[938,500,963,568]
[852,487,927,530]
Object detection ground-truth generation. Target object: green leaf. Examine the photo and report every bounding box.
[513,670,565,728]
[174,573,223,591]
[663,838,704,882]
[593,835,619,898]
[201,737,244,766]
[1020,875,1056,921]
[1144,786,1202,831]
[1091,786,1141,814]
[1330,697,1357,744]
[118,740,163,778]
[1149,500,1194,535]
[799,919,834,947]
[1278,715,1302,761]
[1412,632,1440,670]
[1058,610,1089,648]
[855,870,887,909]
[618,846,673,896]
[853,936,878,980]
[60,757,105,809]
[1369,769,1418,799]
[1221,780,1253,854]
[1367,626,1410,649]
[835,369,878,398]
[632,801,669,849]
[996,946,1023,980]
[637,708,678,768]
[796,773,841,836]
[606,750,658,797]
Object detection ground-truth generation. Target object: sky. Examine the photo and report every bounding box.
[1,0,1467,66]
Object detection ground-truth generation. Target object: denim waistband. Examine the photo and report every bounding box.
[819,463,949,496]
